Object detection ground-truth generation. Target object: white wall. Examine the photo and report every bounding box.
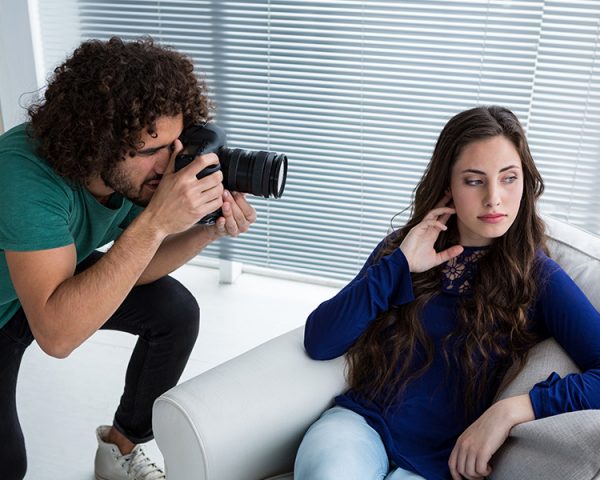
[0,0,40,129]
[36,0,80,74]
[0,0,80,130]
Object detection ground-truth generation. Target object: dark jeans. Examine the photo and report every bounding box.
[0,251,200,480]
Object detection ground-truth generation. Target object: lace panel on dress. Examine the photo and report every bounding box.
[441,248,487,295]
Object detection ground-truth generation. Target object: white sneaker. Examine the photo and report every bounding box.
[95,426,166,480]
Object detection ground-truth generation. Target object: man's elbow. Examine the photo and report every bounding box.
[33,329,76,359]
[38,339,75,359]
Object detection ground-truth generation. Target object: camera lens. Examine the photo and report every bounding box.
[174,123,288,225]
[219,148,287,198]
[271,153,287,197]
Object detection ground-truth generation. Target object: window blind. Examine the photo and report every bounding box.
[35,0,600,281]
[527,1,600,233]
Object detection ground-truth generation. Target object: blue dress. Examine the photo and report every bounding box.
[304,240,600,480]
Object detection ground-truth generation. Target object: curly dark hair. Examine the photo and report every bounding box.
[27,36,212,184]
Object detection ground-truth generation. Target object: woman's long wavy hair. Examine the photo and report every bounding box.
[347,106,547,417]
[27,36,212,184]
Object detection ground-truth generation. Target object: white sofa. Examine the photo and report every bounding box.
[153,215,600,480]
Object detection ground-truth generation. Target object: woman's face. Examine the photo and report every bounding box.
[449,135,524,246]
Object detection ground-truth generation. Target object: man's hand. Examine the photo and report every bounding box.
[448,394,535,480]
[135,188,256,285]
[143,140,225,238]
[212,190,256,238]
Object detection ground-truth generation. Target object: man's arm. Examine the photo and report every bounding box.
[5,153,225,358]
[5,216,165,358]
[136,190,255,284]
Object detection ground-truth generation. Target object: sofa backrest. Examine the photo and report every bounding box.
[544,214,600,310]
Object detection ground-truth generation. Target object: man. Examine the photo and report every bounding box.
[0,37,255,480]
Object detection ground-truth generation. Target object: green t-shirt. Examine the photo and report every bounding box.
[0,123,143,328]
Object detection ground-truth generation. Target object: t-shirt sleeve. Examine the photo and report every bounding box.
[303,234,415,360]
[529,256,600,418]
[0,153,74,251]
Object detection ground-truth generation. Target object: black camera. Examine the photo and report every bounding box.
[175,123,288,225]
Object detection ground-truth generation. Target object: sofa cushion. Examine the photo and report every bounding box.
[495,338,579,401]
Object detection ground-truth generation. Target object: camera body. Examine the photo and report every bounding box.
[175,123,288,225]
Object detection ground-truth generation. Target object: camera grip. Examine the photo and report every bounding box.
[196,162,221,180]
[195,163,223,225]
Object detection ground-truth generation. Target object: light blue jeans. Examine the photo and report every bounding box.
[294,406,426,480]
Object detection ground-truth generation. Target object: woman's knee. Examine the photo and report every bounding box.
[295,406,388,480]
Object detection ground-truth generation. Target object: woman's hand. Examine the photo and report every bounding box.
[448,394,535,480]
[399,196,463,273]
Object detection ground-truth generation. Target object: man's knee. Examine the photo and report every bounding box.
[143,276,200,342]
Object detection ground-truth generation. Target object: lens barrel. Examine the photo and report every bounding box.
[174,123,288,225]
[220,148,287,198]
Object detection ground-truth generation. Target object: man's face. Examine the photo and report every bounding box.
[101,113,184,206]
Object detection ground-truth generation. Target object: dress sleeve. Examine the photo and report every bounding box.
[303,235,415,360]
[529,256,600,418]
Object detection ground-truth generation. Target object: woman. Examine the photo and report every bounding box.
[295,106,600,480]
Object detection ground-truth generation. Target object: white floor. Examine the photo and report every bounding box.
[17,263,339,480]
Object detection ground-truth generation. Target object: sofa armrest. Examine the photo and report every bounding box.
[490,410,600,480]
[491,338,600,479]
[152,326,347,480]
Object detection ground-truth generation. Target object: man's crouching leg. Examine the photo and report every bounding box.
[80,251,200,480]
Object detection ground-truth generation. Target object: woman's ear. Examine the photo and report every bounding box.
[445,188,455,207]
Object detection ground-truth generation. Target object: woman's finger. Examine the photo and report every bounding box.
[438,211,452,224]
[425,207,456,221]
[448,448,461,480]
[465,451,478,479]
[436,245,464,264]
[456,448,468,480]
[421,219,448,232]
